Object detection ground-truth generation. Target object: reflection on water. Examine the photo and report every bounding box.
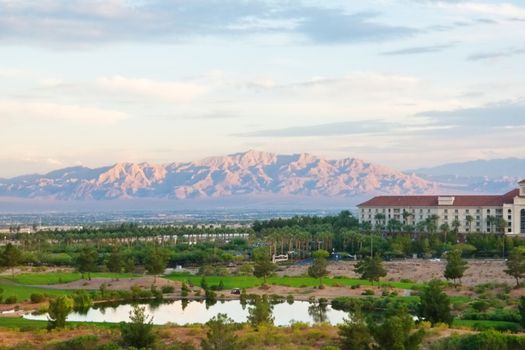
[308,298,329,324]
[24,299,347,326]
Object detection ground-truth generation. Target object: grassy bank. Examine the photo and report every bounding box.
[165,273,419,290]
[0,316,120,330]
[11,272,137,285]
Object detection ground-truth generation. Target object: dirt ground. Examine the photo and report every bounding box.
[279,259,514,287]
[41,276,182,291]
[246,284,407,300]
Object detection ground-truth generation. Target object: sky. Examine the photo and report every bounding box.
[1,0,525,178]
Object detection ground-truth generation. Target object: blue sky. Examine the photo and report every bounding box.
[1,0,524,177]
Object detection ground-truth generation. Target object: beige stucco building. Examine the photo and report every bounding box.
[358,180,525,234]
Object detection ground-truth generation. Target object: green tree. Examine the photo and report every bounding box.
[444,249,468,285]
[247,295,274,329]
[120,305,156,349]
[252,247,277,285]
[106,248,122,273]
[451,218,461,234]
[124,256,136,273]
[0,243,22,279]
[354,256,387,285]
[505,248,525,287]
[369,304,424,350]
[374,213,386,230]
[201,313,239,350]
[47,296,73,330]
[418,279,453,325]
[308,249,329,287]
[77,246,97,280]
[518,296,525,328]
[338,312,373,350]
[144,247,167,283]
[439,223,450,241]
[465,215,474,232]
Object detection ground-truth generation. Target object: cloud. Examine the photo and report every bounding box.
[454,3,525,18]
[467,47,525,61]
[235,120,398,137]
[245,72,421,93]
[95,76,207,102]
[0,0,417,47]
[418,100,525,128]
[291,10,417,44]
[380,42,457,56]
[0,99,127,124]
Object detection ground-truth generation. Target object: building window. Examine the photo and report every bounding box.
[466,209,470,213]
[521,209,525,234]
[477,209,481,213]
[487,209,491,213]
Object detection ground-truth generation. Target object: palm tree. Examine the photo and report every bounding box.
[402,210,413,225]
[486,215,496,233]
[426,215,440,234]
[451,218,461,234]
[465,215,474,232]
[440,223,450,242]
[374,213,386,231]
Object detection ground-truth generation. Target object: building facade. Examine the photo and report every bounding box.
[358,180,525,234]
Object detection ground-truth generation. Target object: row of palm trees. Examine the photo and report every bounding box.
[372,212,508,235]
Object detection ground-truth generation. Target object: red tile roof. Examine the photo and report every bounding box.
[519,179,525,184]
[358,189,519,207]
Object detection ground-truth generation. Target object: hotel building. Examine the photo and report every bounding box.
[358,180,525,234]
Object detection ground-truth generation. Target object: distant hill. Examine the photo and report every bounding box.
[411,158,525,194]
[0,150,437,201]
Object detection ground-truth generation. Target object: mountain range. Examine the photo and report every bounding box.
[0,150,437,201]
[411,158,525,194]
[1,151,522,205]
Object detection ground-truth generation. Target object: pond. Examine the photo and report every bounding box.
[24,299,348,326]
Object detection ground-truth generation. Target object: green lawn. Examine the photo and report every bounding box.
[453,319,521,331]
[0,317,119,330]
[165,273,419,290]
[11,272,137,286]
[0,282,72,301]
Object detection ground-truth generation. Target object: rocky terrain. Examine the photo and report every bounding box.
[0,150,437,200]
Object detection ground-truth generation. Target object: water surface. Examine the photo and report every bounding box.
[24,299,347,326]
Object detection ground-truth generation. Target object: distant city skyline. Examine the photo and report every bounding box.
[1,0,525,177]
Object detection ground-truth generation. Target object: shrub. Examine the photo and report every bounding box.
[430,330,525,350]
[30,293,45,303]
[44,335,99,350]
[362,289,374,296]
[4,296,17,304]
[161,285,175,294]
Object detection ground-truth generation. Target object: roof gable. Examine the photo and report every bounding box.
[358,189,519,207]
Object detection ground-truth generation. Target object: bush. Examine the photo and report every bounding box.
[161,285,175,294]
[4,296,17,304]
[30,293,45,303]
[430,330,525,350]
[44,335,99,350]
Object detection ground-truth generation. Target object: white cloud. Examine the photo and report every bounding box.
[0,99,127,124]
[95,76,208,102]
[447,2,525,17]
